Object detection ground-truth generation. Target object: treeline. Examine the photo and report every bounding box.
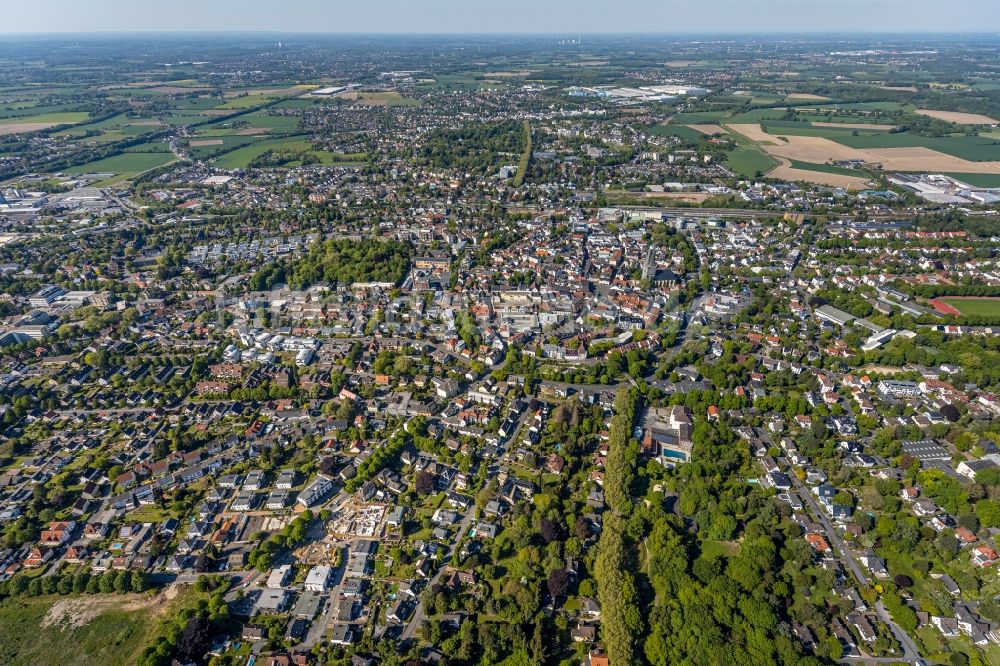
[248,148,320,169]
[913,210,1000,238]
[640,413,830,665]
[346,431,408,492]
[596,388,643,665]
[137,576,232,666]
[513,120,531,187]
[249,238,413,290]
[603,388,640,515]
[0,568,149,598]
[909,284,1000,298]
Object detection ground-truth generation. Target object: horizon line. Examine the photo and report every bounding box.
[2,29,999,37]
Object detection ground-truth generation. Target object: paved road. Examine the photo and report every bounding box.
[789,468,869,588]
[300,544,346,649]
[786,460,922,664]
[399,509,475,641]
[875,600,923,663]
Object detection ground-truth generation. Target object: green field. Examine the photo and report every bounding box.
[187,135,257,159]
[803,101,906,112]
[0,111,90,126]
[0,595,154,666]
[647,124,704,140]
[66,151,176,184]
[937,173,1000,188]
[0,103,82,120]
[216,94,273,110]
[787,159,869,176]
[54,114,160,140]
[939,298,1000,317]
[169,97,224,110]
[727,145,780,177]
[670,110,731,124]
[212,135,318,169]
[728,108,792,123]
[835,132,1000,161]
[761,121,890,140]
[198,111,299,135]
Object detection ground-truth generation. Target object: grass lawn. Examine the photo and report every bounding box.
[938,297,1000,318]
[124,505,175,523]
[311,151,367,165]
[701,540,741,558]
[66,151,176,185]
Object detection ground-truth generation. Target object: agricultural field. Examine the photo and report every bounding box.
[65,150,176,185]
[646,123,704,140]
[726,145,779,177]
[724,123,1000,175]
[0,112,91,135]
[215,94,274,110]
[336,91,420,106]
[915,109,999,125]
[210,135,350,169]
[197,111,300,135]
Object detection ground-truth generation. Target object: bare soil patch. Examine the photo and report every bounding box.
[189,139,224,146]
[236,127,272,135]
[915,109,998,125]
[785,93,830,101]
[767,158,870,190]
[726,123,783,145]
[0,122,58,135]
[41,592,163,631]
[726,123,1000,174]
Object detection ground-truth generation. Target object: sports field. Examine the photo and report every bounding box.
[936,297,1000,318]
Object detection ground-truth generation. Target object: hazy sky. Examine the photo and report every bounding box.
[4,0,999,34]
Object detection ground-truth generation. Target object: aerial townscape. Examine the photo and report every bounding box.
[3,11,1000,666]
